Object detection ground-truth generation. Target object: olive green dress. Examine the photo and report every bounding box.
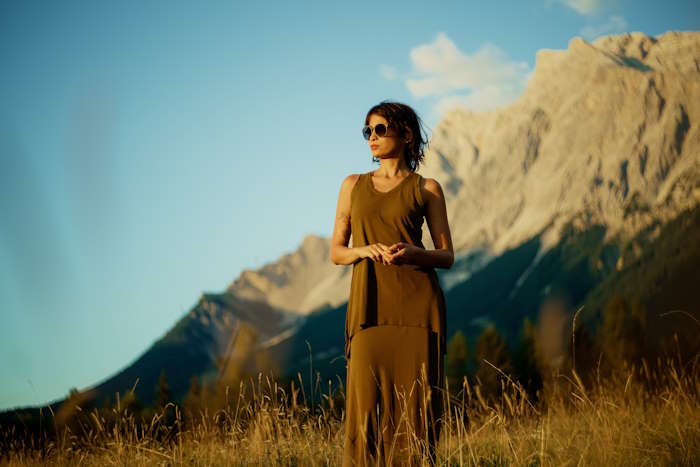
[343,170,447,466]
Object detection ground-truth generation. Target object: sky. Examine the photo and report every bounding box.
[1,0,697,410]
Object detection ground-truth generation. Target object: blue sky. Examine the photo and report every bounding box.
[0,0,697,410]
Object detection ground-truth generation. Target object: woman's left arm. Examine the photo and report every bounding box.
[387,177,454,269]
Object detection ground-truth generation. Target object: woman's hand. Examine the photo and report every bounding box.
[385,242,419,265]
[359,243,393,265]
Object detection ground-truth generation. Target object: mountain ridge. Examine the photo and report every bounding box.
[224,30,699,318]
[2,30,697,414]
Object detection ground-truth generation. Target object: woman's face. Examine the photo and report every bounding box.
[367,113,405,160]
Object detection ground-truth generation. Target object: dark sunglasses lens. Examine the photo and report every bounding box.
[362,126,371,140]
[375,123,387,136]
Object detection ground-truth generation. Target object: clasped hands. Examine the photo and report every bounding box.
[363,242,418,266]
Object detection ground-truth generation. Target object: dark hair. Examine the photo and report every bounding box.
[364,100,429,172]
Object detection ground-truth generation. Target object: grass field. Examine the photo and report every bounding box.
[2,355,698,466]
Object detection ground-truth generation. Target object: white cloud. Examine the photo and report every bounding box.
[434,83,527,116]
[551,0,606,15]
[379,64,398,80]
[579,15,628,40]
[401,32,531,117]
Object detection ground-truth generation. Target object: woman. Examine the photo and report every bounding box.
[330,101,454,466]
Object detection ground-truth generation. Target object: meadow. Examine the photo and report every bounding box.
[2,353,698,466]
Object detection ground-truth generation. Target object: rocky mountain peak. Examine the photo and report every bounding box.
[419,30,699,256]
[225,31,700,315]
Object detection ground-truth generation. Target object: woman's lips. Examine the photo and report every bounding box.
[370,145,379,149]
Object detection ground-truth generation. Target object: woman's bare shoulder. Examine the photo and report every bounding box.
[419,176,444,197]
[340,173,362,191]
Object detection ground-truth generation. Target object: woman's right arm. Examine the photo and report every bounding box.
[330,174,392,265]
[330,174,363,265]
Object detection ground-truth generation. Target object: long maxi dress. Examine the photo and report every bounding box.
[342,170,447,467]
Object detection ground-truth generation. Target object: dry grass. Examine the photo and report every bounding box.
[1,357,699,466]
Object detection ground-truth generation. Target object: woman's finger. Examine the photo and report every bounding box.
[373,244,387,262]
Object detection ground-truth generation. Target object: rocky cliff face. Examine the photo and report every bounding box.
[419,31,699,257]
[227,31,700,315]
[225,233,351,314]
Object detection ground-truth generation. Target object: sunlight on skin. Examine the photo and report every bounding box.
[330,113,454,270]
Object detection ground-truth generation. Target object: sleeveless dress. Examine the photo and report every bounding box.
[342,170,446,467]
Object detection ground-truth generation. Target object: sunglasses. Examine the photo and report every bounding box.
[362,123,390,140]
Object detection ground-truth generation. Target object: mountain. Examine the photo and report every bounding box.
[226,233,352,315]
[76,292,297,408]
[418,31,698,259]
[218,30,700,391]
[2,31,698,416]
[262,203,700,389]
[223,30,700,317]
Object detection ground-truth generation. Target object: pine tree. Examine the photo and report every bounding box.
[601,294,647,369]
[474,325,512,399]
[154,369,172,411]
[512,318,542,400]
[565,320,599,385]
[121,390,143,416]
[182,375,202,425]
[445,330,469,395]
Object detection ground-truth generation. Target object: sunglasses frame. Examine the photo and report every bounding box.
[362,123,391,140]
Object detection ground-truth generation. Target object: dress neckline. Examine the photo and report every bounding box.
[367,170,415,195]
